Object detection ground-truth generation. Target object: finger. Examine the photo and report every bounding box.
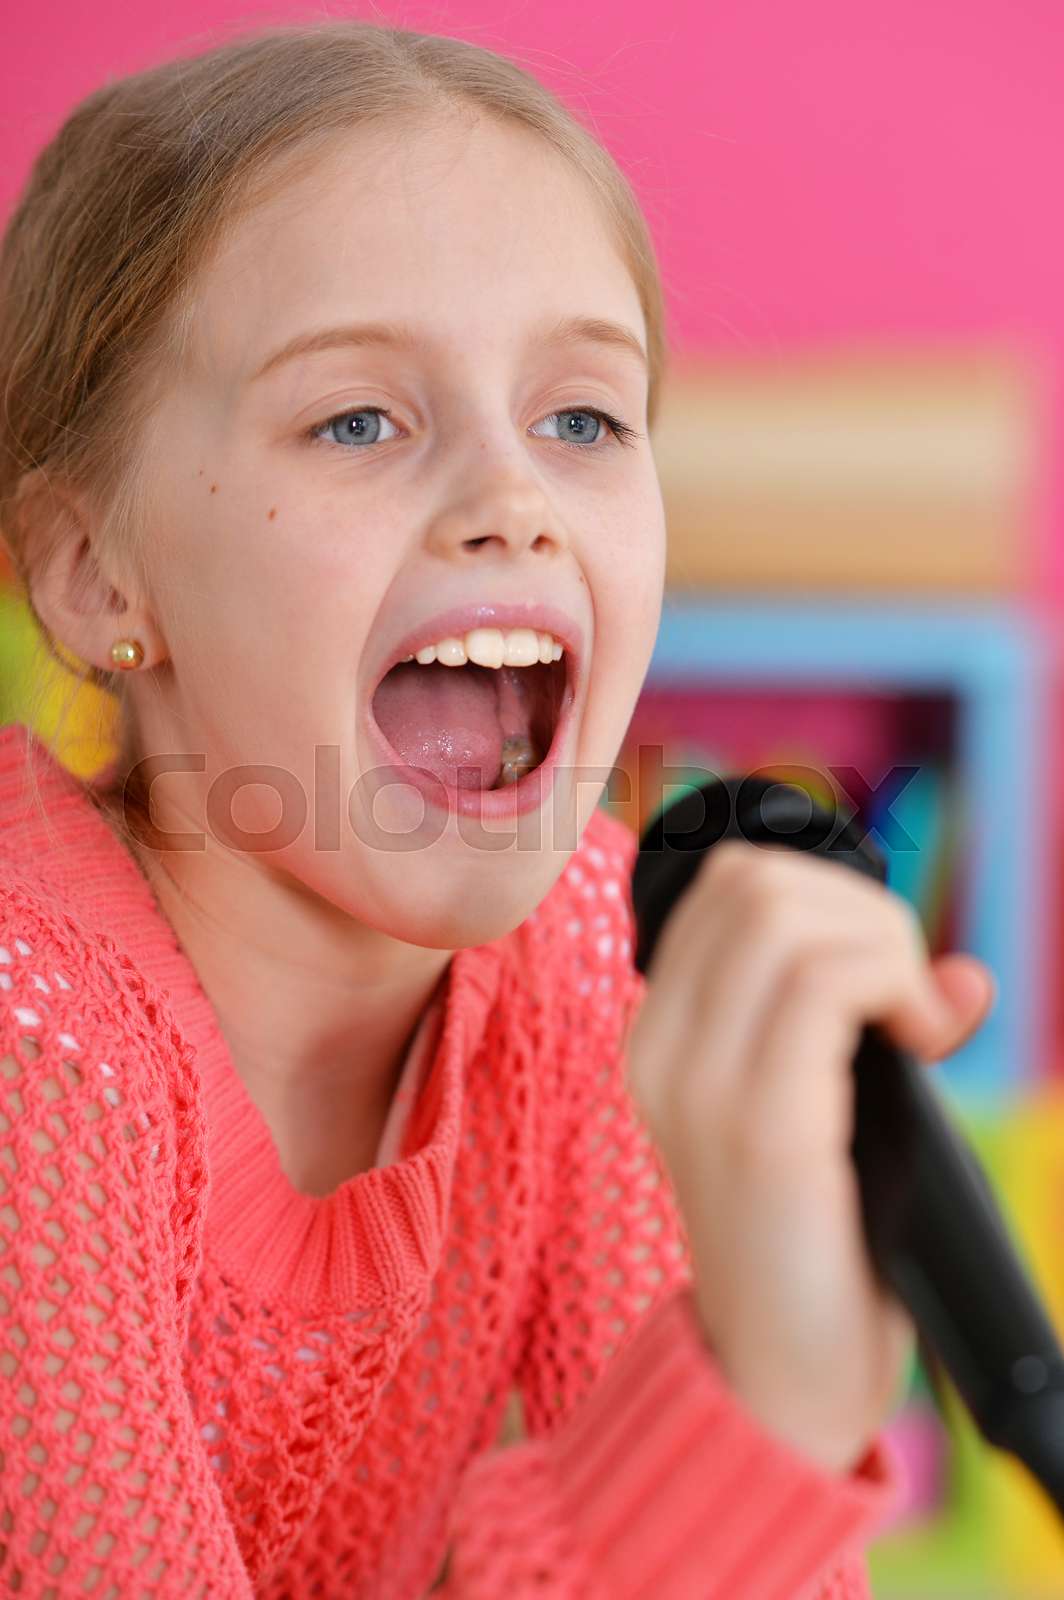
[924,953,997,1061]
[631,843,945,1119]
[738,945,957,1163]
[629,843,864,1111]
[660,839,923,999]
[693,841,943,975]
[684,852,947,1083]
[636,899,885,1124]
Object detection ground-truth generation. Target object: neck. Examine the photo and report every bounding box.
[94,785,454,1194]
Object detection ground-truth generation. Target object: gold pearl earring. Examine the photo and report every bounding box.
[110,637,145,671]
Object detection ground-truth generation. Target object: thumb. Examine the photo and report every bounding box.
[925,952,997,1061]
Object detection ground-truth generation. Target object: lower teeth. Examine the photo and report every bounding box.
[496,734,540,787]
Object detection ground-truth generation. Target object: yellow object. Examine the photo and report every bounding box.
[654,345,1039,597]
[0,588,119,781]
[989,1092,1064,1590]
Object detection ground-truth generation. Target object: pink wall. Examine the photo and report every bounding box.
[4,1,1061,591]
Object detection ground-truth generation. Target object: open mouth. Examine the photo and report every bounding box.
[370,654,569,793]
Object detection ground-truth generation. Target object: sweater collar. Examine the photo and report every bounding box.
[0,721,505,1312]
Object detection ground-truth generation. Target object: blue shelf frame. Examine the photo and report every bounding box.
[639,596,1051,1104]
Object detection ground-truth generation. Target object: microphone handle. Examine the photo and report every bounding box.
[632,776,1064,1517]
[853,1023,1064,1512]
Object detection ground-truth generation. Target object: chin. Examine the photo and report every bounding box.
[382,852,566,951]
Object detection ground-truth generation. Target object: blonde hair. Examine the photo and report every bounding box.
[0,17,670,819]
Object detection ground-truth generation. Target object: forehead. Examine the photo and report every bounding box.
[185,114,644,389]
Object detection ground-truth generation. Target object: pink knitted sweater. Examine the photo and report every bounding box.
[0,720,903,1598]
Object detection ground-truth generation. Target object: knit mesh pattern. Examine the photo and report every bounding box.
[0,898,246,1596]
[0,722,902,1597]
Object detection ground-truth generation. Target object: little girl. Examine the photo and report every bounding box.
[0,19,995,1598]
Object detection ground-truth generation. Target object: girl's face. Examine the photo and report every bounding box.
[134,112,666,947]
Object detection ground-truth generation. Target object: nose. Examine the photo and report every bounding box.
[424,465,569,562]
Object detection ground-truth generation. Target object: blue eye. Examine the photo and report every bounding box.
[530,408,640,449]
[308,409,398,449]
[304,405,640,452]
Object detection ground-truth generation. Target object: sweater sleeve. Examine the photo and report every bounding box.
[435,856,905,1597]
[0,892,253,1598]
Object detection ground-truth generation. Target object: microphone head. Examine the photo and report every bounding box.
[632,775,886,975]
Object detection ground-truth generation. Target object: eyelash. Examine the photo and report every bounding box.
[303,404,640,454]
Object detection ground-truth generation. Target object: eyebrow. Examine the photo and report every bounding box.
[247,313,648,384]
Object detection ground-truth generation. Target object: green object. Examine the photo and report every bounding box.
[868,1375,994,1594]
[0,587,38,724]
[869,1110,1019,1595]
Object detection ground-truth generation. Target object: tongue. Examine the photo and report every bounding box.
[372,662,535,790]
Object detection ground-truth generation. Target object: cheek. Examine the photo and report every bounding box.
[581,510,665,755]
[202,506,393,659]
[595,497,665,655]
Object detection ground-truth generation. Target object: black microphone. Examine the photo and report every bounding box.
[631,774,1064,1517]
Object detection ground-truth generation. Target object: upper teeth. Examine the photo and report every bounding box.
[402,627,564,669]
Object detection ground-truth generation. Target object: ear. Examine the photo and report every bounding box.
[15,471,167,674]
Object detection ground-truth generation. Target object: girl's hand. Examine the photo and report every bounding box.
[623,838,996,1475]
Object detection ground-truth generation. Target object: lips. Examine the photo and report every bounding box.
[366,601,586,695]
[363,600,584,818]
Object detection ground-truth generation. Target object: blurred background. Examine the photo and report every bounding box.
[3,5,1064,1595]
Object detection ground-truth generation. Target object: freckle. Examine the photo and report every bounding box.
[268,507,277,520]
[210,483,218,493]
[198,468,204,476]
